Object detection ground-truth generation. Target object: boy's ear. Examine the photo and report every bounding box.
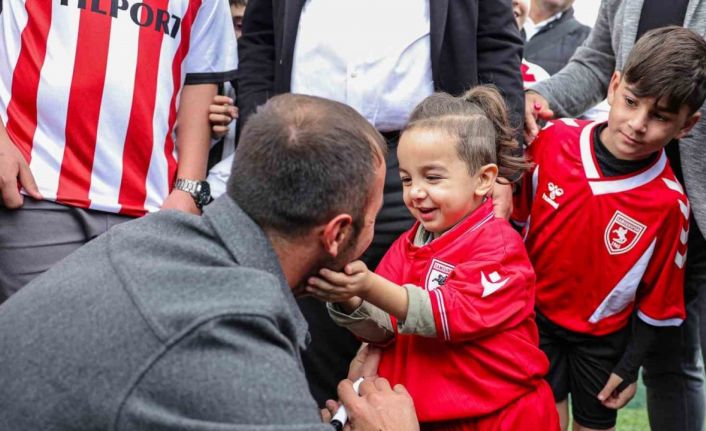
[606,71,622,106]
[675,111,701,140]
[320,214,353,257]
[475,164,499,197]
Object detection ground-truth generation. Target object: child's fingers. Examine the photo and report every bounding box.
[345,260,368,275]
[319,268,356,285]
[209,113,233,124]
[212,95,234,105]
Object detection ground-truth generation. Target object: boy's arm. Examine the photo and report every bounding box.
[530,0,618,118]
[162,83,217,214]
[611,317,668,386]
[327,300,396,344]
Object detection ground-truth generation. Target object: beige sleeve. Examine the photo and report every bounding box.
[326,301,395,344]
[397,284,437,337]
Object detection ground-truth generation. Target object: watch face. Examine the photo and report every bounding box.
[196,181,212,207]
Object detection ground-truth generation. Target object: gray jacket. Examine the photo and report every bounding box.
[0,197,330,431]
[533,0,706,234]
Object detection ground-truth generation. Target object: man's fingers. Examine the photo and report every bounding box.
[373,376,392,391]
[393,383,411,396]
[337,379,362,406]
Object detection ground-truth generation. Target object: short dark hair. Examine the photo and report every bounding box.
[227,94,386,238]
[229,0,247,6]
[624,26,706,114]
[404,86,529,182]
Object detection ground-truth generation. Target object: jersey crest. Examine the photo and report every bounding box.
[604,211,646,255]
[425,259,454,291]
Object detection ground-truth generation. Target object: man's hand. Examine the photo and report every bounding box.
[306,260,372,303]
[338,378,419,431]
[597,373,637,409]
[209,95,238,139]
[348,344,382,381]
[161,189,201,215]
[524,91,554,142]
[0,137,42,208]
[491,181,513,220]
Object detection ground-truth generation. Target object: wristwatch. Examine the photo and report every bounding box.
[173,178,213,209]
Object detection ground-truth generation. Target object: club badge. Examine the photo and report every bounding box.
[604,211,646,255]
[425,259,454,291]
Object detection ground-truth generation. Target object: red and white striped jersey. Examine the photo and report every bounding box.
[375,200,549,422]
[513,119,688,336]
[0,0,238,216]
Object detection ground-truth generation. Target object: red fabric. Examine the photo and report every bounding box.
[375,200,551,423]
[513,119,687,335]
[420,380,559,431]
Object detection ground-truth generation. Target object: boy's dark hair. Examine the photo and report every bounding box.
[624,26,706,114]
[403,86,529,182]
[227,94,387,238]
[229,0,247,6]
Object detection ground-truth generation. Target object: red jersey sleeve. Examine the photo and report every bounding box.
[636,196,689,326]
[428,245,536,343]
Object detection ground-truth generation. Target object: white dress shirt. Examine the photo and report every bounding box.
[523,12,564,41]
[291,0,433,132]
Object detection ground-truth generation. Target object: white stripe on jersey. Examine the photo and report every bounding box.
[637,310,683,327]
[30,5,80,199]
[0,3,28,125]
[588,152,668,196]
[88,12,140,213]
[433,288,450,341]
[588,239,656,324]
[144,0,189,213]
[579,122,600,179]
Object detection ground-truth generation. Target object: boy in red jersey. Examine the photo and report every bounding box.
[512,27,706,431]
[307,87,559,431]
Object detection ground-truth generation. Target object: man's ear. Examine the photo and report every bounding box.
[475,163,499,197]
[675,111,701,140]
[606,71,622,106]
[321,214,353,257]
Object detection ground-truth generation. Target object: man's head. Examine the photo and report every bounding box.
[229,0,247,38]
[531,0,573,14]
[228,94,387,274]
[603,26,706,160]
[512,0,529,29]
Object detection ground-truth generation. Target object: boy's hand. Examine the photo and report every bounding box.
[209,95,238,139]
[306,260,372,302]
[597,373,637,409]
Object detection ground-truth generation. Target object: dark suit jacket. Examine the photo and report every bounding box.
[236,0,525,131]
[523,7,591,75]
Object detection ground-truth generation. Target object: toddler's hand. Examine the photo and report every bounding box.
[306,260,371,302]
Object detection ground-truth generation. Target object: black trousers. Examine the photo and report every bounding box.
[299,132,415,406]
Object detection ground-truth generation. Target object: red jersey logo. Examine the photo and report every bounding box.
[604,211,647,255]
[425,259,454,291]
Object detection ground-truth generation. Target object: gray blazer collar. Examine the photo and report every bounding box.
[203,196,310,348]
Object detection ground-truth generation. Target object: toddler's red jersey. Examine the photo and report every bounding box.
[513,119,688,336]
[375,200,549,422]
